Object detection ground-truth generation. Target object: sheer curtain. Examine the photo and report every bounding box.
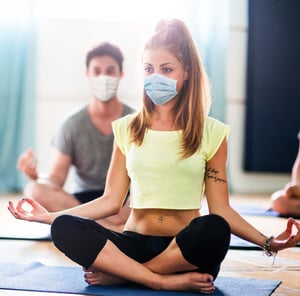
[0,0,36,192]
[181,0,231,190]
[182,0,229,121]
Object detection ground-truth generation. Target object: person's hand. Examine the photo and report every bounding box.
[17,148,38,180]
[8,197,51,224]
[271,218,300,252]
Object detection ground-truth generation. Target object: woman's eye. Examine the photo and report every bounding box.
[162,68,172,73]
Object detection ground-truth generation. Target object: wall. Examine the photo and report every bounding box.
[35,18,151,190]
[226,0,289,193]
[35,0,290,193]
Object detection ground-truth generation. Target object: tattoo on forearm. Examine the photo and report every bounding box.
[205,167,227,183]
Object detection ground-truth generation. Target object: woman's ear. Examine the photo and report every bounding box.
[184,71,189,80]
[184,66,189,80]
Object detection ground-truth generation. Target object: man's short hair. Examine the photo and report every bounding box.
[86,42,124,72]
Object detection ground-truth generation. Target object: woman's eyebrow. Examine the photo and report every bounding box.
[160,62,174,67]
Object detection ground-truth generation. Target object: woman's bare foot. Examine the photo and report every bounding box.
[83,267,127,286]
[161,271,215,294]
[83,267,215,293]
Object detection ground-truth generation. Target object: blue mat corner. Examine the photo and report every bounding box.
[0,262,281,296]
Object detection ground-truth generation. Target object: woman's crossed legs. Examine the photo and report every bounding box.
[51,214,230,293]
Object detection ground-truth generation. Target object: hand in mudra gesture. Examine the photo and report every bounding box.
[8,197,51,224]
[272,218,300,252]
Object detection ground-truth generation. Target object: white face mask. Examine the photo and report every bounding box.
[89,75,120,102]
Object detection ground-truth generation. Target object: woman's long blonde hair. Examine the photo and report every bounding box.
[129,18,211,159]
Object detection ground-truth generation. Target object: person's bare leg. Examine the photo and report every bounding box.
[84,237,198,283]
[286,184,300,198]
[292,151,300,185]
[84,239,215,293]
[291,136,300,184]
[24,181,80,211]
[144,237,199,273]
[271,134,300,216]
[271,188,300,216]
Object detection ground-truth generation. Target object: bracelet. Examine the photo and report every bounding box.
[263,236,277,257]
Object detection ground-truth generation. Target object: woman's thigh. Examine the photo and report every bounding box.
[51,215,173,268]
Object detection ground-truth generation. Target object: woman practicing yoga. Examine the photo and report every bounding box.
[8,18,300,294]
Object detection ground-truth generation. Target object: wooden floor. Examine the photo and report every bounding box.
[0,194,299,296]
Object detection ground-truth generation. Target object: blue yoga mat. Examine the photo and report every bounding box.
[232,205,299,219]
[202,201,300,219]
[0,262,281,296]
[230,234,262,250]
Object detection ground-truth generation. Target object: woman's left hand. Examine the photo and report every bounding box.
[272,218,300,252]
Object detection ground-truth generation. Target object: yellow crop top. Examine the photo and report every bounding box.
[112,114,229,210]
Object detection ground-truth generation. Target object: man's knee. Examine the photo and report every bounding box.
[24,181,43,198]
[24,181,64,208]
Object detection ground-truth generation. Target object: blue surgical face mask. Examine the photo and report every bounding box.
[144,73,178,105]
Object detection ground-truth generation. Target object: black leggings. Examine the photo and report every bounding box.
[51,214,230,279]
[73,190,104,204]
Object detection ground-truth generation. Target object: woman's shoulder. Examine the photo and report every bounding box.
[204,116,229,133]
[201,117,230,160]
[112,113,138,154]
[112,113,138,140]
[203,116,230,142]
[204,116,228,127]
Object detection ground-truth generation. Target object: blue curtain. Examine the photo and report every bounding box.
[182,0,229,122]
[0,1,36,192]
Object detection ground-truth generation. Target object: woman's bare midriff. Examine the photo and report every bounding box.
[124,208,200,236]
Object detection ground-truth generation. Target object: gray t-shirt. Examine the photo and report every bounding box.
[52,104,134,192]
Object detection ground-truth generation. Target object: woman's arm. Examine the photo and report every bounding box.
[205,138,300,253]
[8,142,130,225]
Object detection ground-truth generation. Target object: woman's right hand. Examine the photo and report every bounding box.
[8,197,52,224]
[17,148,38,180]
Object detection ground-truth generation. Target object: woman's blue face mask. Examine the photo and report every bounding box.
[144,73,178,105]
